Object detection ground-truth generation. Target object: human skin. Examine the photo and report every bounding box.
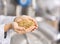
[4,23,12,32]
[4,16,38,34]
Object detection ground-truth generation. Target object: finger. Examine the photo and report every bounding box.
[31,26,38,32]
[18,31,26,34]
[14,29,26,34]
[17,26,25,31]
[25,26,35,32]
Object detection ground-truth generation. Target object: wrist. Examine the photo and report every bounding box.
[4,23,12,32]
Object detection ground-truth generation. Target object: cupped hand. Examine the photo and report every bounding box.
[12,15,38,34]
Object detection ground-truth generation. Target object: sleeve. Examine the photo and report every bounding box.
[0,24,4,44]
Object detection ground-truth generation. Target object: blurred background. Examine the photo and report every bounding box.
[0,0,60,44]
[0,0,59,29]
